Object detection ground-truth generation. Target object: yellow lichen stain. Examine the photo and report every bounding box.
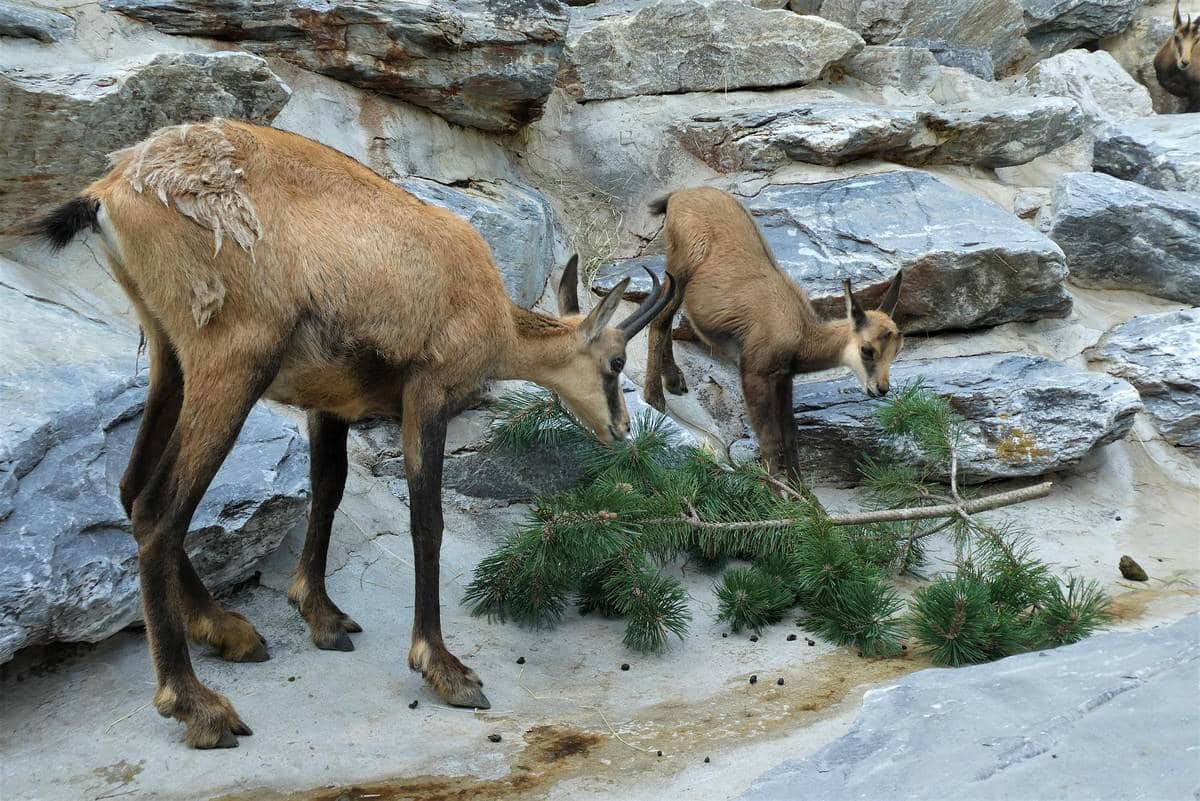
[92,759,144,786]
[995,427,1049,462]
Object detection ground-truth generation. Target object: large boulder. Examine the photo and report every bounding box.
[0,1,74,41]
[594,172,1071,334]
[673,97,1084,170]
[102,0,569,133]
[736,616,1200,801]
[1101,14,1190,114]
[1085,309,1200,450]
[1043,172,1200,304]
[818,0,912,44]
[0,52,289,230]
[1020,0,1143,59]
[888,37,996,79]
[891,0,1029,75]
[559,0,864,101]
[398,178,562,308]
[1016,48,1154,126]
[0,282,310,663]
[837,44,941,88]
[1093,114,1200,193]
[675,349,1140,484]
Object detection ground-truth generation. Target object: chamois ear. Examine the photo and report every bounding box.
[579,276,629,344]
[876,270,903,317]
[843,278,867,330]
[557,254,580,315]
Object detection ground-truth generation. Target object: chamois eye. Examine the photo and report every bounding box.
[610,357,625,373]
[860,346,874,361]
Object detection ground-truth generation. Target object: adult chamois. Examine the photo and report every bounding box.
[643,187,903,486]
[21,119,673,749]
[1156,1,1200,111]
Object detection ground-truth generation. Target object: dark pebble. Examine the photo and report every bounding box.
[704,757,711,764]
[408,700,418,709]
[749,635,759,642]
[787,634,797,642]
[488,733,502,743]
[1115,516,1122,521]
[1052,754,1057,759]
[1119,555,1148,581]
[722,633,727,638]
[777,678,785,686]
[749,675,758,684]
[621,663,630,671]
[657,750,663,757]
[516,656,526,665]
[287,676,296,682]
[806,638,815,646]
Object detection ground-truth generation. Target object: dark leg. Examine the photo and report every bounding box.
[741,360,788,480]
[403,385,489,709]
[131,353,278,748]
[773,374,805,489]
[120,333,183,517]
[644,278,686,411]
[288,412,361,651]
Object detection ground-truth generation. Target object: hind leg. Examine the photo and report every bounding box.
[288,412,362,651]
[644,275,686,411]
[120,328,183,517]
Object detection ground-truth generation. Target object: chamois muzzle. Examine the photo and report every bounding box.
[616,268,675,339]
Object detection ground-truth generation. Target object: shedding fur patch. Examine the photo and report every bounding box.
[112,121,263,327]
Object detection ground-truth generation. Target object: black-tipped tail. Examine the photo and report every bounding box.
[647,193,671,216]
[19,197,100,252]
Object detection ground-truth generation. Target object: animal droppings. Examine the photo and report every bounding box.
[776,678,785,686]
[722,632,727,638]
[749,635,759,642]
[621,663,630,671]
[749,675,758,684]
[287,676,296,682]
[516,656,526,665]
[488,733,502,743]
[806,638,815,646]
[408,700,418,709]
[657,750,663,757]
[704,757,711,763]
[787,634,797,641]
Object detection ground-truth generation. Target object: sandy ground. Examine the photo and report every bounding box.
[2,286,1198,801]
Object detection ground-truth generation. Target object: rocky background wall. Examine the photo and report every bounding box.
[1,0,1197,662]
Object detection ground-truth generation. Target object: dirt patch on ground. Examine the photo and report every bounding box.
[216,650,926,801]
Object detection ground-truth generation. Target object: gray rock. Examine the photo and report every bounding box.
[819,0,911,44]
[0,1,74,41]
[893,0,1029,76]
[559,0,864,101]
[837,45,939,89]
[0,52,289,230]
[102,0,569,134]
[1044,172,1200,304]
[0,284,309,663]
[1093,114,1200,193]
[398,178,560,308]
[890,37,995,79]
[737,616,1200,801]
[680,350,1140,484]
[1085,309,1200,449]
[1017,48,1154,126]
[596,172,1071,334]
[1021,0,1143,59]
[1101,14,1189,114]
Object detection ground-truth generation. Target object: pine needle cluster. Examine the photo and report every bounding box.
[463,383,1111,666]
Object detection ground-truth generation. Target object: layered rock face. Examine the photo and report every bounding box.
[1094,114,1200,192]
[1043,172,1200,304]
[102,0,570,133]
[0,277,309,662]
[0,52,290,228]
[1086,309,1200,450]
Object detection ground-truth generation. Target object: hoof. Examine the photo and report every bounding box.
[231,639,270,663]
[315,630,355,652]
[447,687,491,710]
[341,616,363,634]
[196,729,240,750]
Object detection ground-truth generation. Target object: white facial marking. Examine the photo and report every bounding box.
[841,340,871,393]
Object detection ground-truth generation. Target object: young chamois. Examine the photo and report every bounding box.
[643,187,903,486]
[22,119,673,749]
[1156,1,1200,111]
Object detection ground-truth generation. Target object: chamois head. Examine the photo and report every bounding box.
[554,256,675,442]
[840,271,904,398]
[1172,1,1198,69]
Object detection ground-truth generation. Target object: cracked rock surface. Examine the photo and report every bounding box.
[736,614,1200,801]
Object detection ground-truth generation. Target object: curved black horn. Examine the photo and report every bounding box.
[617,267,675,338]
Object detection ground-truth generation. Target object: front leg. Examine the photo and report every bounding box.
[741,361,789,480]
[288,412,362,651]
[773,374,806,491]
[402,385,489,709]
